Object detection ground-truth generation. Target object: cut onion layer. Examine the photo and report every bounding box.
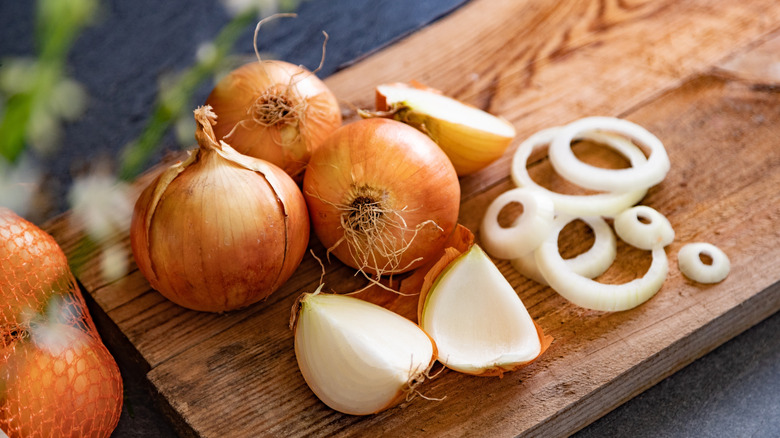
[512,216,616,285]
[548,116,670,193]
[678,242,730,284]
[420,245,551,376]
[535,215,669,312]
[511,127,648,217]
[480,188,555,260]
[292,291,436,415]
[614,205,674,250]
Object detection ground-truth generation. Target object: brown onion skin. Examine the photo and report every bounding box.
[303,118,460,275]
[130,148,310,313]
[205,60,342,181]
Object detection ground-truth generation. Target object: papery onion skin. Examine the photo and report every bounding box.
[302,118,460,275]
[205,60,342,181]
[131,108,310,312]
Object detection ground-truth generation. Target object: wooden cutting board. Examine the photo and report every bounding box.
[45,0,780,436]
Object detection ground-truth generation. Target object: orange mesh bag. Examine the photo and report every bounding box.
[0,207,123,437]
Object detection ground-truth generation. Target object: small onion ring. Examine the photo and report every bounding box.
[511,127,648,217]
[511,216,617,285]
[535,215,669,312]
[678,242,730,284]
[614,205,675,250]
[480,188,554,260]
[548,117,670,193]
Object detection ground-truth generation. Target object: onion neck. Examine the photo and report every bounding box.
[194,105,223,152]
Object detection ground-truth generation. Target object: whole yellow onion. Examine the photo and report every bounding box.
[205,60,342,182]
[130,106,309,312]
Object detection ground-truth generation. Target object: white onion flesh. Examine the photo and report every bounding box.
[480,188,555,260]
[548,117,670,193]
[293,292,435,415]
[512,216,618,285]
[677,242,730,284]
[614,205,675,250]
[535,215,669,311]
[511,127,648,217]
[421,245,543,376]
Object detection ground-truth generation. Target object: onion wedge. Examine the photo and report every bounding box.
[292,290,436,415]
[419,245,551,377]
[374,82,516,176]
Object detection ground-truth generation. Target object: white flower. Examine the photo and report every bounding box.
[0,155,42,218]
[221,0,283,18]
[68,171,133,242]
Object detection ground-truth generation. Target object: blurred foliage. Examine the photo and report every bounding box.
[1,0,302,222]
[0,0,97,163]
[117,8,260,181]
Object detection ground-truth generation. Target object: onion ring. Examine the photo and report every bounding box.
[511,216,616,285]
[480,188,554,260]
[511,127,648,217]
[548,117,670,193]
[678,242,730,284]
[614,205,675,250]
[535,215,668,312]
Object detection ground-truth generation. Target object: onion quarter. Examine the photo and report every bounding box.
[420,245,549,376]
[374,82,516,176]
[292,291,436,415]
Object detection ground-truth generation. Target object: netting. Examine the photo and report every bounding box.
[0,208,123,437]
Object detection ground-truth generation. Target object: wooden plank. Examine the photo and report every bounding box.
[44,0,780,436]
[142,73,780,437]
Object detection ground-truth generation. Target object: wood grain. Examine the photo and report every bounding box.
[45,0,780,436]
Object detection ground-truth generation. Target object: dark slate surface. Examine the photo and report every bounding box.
[1,1,778,437]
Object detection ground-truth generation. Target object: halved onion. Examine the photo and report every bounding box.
[535,215,668,311]
[511,216,617,285]
[548,116,670,193]
[511,127,648,217]
[374,82,516,176]
[480,188,554,260]
[678,242,730,284]
[292,291,436,415]
[614,205,674,250]
[420,245,550,376]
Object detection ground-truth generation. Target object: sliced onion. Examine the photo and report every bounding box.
[548,117,670,193]
[511,216,616,285]
[480,188,554,260]
[535,215,668,311]
[511,127,648,217]
[678,242,730,284]
[614,205,675,250]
